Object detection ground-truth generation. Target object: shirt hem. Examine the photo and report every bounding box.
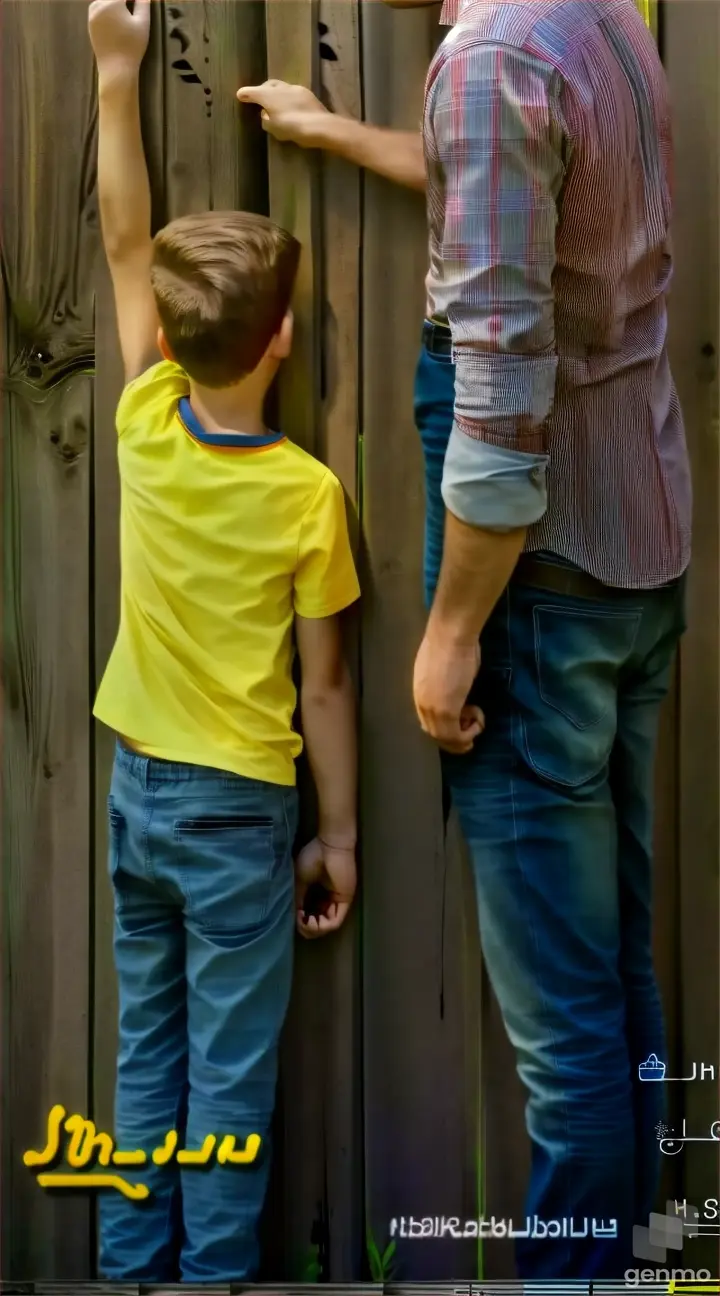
[524,540,691,590]
[294,589,360,619]
[95,720,298,788]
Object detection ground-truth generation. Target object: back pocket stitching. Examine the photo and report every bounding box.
[107,805,127,906]
[175,819,277,931]
[174,816,272,838]
[533,604,642,731]
[524,603,642,788]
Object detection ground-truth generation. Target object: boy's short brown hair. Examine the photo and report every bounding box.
[150,211,300,388]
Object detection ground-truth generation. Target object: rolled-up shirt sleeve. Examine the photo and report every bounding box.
[428,41,567,529]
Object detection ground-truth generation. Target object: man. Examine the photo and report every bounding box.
[240,0,691,1279]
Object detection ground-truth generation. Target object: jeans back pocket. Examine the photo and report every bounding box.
[522,603,642,788]
[174,814,286,933]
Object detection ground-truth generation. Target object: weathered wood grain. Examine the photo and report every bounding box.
[1,0,97,1278]
[262,1,340,1281]
[317,0,363,1279]
[360,2,481,1281]
[265,0,321,455]
[316,0,361,498]
[663,1,720,1274]
[163,0,267,218]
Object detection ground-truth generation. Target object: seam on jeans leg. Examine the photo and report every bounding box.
[281,790,292,855]
[507,586,570,1265]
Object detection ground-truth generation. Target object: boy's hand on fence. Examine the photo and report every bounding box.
[89,0,152,77]
[237,81,329,147]
[294,836,356,940]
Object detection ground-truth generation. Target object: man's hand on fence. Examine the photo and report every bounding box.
[294,836,356,940]
[237,80,330,147]
[89,0,152,77]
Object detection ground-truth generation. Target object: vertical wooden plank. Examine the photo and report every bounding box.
[317,0,363,1280]
[360,3,480,1281]
[266,0,321,454]
[316,0,361,496]
[663,0,720,1275]
[1,0,96,1278]
[262,1,345,1282]
[164,0,267,217]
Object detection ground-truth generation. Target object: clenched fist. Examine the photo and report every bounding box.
[294,836,356,939]
[88,0,151,78]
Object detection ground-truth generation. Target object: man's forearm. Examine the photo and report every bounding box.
[428,513,526,646]
[97,72,151,257]
[301,668,357,845]
[306,114,426,191]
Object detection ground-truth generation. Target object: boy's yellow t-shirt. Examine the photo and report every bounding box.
[93,361,360,786]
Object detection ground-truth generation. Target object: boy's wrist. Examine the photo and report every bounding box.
[318,823,357,851]
[97,64,141,95]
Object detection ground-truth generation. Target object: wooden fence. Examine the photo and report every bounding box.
[1,0,718,1284]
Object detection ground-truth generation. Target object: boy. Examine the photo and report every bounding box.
[88,0,359,1281]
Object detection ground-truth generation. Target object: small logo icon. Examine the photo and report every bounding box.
[633,1201,687,1263]
[639,1053,666,1081]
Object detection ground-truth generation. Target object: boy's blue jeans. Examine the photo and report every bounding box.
[99,741,298,1281]
[415,341,686,1280]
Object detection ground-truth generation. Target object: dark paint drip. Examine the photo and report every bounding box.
[172,58,202,85]
[168,20,211,101]
[168,24,189,54]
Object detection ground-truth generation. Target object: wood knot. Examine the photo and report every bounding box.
[26,346,54,382]
[49,415,88,464]
[14,339,94,393]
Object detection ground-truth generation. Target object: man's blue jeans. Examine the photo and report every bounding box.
[414,341,686,1280]
[99,741,298,1281]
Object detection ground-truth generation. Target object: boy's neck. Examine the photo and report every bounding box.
[188,376,270,439]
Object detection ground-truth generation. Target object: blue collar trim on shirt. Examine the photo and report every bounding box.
[178,396,285,449]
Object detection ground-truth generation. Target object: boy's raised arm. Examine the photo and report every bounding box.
[89,0,161,383]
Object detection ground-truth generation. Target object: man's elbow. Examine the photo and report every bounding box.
[441,426,549,530]
[407,137,428,191]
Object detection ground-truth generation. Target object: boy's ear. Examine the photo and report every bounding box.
[269,309,294,361]
[158,327,174,362]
